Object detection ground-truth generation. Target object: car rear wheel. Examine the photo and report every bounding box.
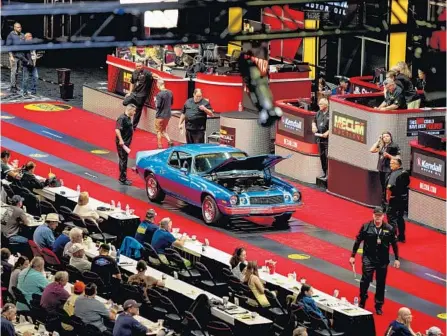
[145,173,165,203]
[202,195,225,226]
[272,213,292,229]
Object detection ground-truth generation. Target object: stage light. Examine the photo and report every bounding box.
[119,0,178,28]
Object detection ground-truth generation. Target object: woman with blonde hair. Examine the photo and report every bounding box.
[243,261,270,308]
[73,191,101,221]
[391,61,417,104]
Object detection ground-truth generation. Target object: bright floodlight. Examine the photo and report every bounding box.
[119,0,179,28]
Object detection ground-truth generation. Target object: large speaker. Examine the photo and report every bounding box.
[59,83,74,100]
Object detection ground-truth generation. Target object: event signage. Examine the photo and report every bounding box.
[302,1,348,15]
[219,126,236,147]
[412,152,445,183]
[409,177,446,200]
[407,116,445,136]
[278,112,305,138]
[332,111,367,143]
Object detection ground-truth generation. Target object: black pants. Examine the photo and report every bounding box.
[116,142,129,181]
[318,141,328,175]
[379,171,389,209]
[387,199,406,240]
[123,93,147,130]
[360,258,388,307]
[186,130,205,144]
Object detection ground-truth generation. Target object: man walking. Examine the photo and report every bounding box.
[124,61,159,130]
[312,98,330,179]
[386,158,410,242]
[349,207,400,315]
[179,89,214,144]
[115,104,136,185]
[6,22,25,93]
[154,80,174,148]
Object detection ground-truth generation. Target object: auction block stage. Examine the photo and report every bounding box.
[83,85,220,143]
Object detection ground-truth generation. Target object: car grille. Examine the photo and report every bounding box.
[249,195,284,205]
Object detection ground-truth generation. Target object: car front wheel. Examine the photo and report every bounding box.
[145,173,165,203]
[202,195,225,226]
[272,213,292,229]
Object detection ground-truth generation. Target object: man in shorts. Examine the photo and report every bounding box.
[154,80,174,148]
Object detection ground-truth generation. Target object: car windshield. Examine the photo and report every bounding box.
[195,152,246,173]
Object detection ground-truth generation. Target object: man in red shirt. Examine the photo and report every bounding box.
[40,271,70,313]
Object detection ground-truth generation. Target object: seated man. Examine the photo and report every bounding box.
[33,213,60,249]
[376,79,407,111]
[40,271,70,313]
[91,243,121,285]
[69,243,92,273]
[1,248,13,288]
[151,217,187,264]
[385,307,422,336]
[134,209,158,244]
[1,195,30,244]
[52,228,71,258]
[20,161,49,190]
[1,150,20,181]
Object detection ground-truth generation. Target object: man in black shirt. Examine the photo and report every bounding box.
[179,89,214,144]
[386,158,410,242]
[376,80,407,110]
[6,22,25,93]
[21,161,48,190]
[312,98,330,179]
[124,61,159,130]
[154,80,174,149]
[167,45,194,68]
[115,104,136,185]
[91,244,121,286]
[350,207,400,315]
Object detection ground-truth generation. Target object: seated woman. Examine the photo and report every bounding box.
[73,192,101,222]
[243,261,270,308]
[128,260,164,299]
[297,283,330,326]
[229,247,247,281]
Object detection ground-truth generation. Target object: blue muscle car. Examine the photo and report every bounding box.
[135,144,301,227]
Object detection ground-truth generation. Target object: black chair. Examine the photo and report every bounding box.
[206,320,234,336]
[22,189,41,216]
[118,283,144,304]
[143,243,168,272]
[29,293,46,325]
[146,287,168,320]
[165,248,200,281]
[2,183,15,201]
[290,302,311,328]
[40,200,58,215]
[195,262,227,296]
[68,213,86,228]
[59,206,75,227]
[66,264,83,282]
[307,310,344,336]
[159,294,183,330]
[82,270,110,298]
[84,218,117,243]
[11,286,32,313]
[183,310,209,336]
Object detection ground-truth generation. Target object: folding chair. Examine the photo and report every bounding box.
[41,248,62,272]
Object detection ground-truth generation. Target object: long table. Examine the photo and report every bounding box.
[173,233,375,336]
[84,248,273,334]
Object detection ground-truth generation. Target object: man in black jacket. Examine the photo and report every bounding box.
[349,207,400,315]
[386,158,410,242]
[20,162,48,190]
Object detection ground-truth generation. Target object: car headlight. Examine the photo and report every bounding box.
[292,192,301,203]
[229,195,238,205]
[240,197,248,205]
[284,194,291,201]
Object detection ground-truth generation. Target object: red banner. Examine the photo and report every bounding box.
[409,176,446,200]
[276,134,319,155]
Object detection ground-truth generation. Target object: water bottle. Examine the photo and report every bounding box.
[354,297,359,306]
[111,200,115,209]
[333,289,339,298]
[76,184,81,194]
[238,101,243,112]
[125,204,130,215]
[116,249,121,263]
[60,179,64,187]
[292,272,297,281]
[117,202,121,211]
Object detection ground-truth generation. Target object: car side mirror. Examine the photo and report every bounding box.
[180,167,189,175]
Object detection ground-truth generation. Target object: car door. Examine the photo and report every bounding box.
[164,151,193,201]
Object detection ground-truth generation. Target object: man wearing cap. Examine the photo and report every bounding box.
[33,213,59,249]
[112,299,148,336]
[1,195,30,244]
[349,207,400,315]
[91,243,121,285]
[69,243,92,272]
[134,209,159,244]
[62,281,85,331]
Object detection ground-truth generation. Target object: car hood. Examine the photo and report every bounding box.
[205,155,287,174]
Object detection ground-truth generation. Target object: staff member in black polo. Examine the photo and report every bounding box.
[386,158,410,243]
[312,98,330,179]
[124,61,159,130]
[375,79,407,111]
[350,207,400,315]
[178,89,214,144]
[115,104,136,185]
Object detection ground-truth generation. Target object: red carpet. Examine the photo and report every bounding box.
[3,102,445,273]
[265,233,447,307]
[3,149,445,334]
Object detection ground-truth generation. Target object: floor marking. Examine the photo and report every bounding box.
[425,273,447,283]
[42,130,63,139]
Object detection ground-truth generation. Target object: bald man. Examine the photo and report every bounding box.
[385,307,422,336]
